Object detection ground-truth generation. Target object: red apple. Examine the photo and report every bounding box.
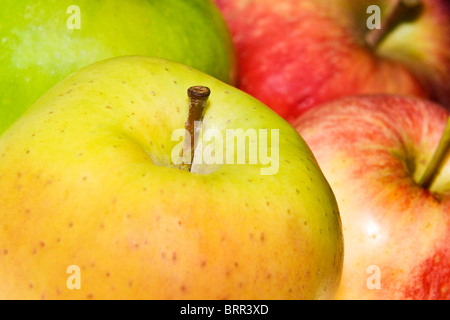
[294,94,450,299]
[215,0,450,122]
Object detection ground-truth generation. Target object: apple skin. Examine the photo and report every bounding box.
[215,0,450,122]
[0,56,343,299]
[294,95,450,299]
[0,0,236,135]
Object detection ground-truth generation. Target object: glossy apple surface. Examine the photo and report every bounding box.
[0,0,236,135]
[294,95,450,299]
[215,0,450,122]
[0,56,343,299]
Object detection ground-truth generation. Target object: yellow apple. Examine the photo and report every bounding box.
[0,56,343,300]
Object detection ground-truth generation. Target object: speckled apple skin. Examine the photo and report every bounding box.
[0,0,236,135]
[0,56,343,300]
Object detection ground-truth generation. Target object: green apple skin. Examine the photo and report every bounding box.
[294,95,450,299]
[0,0,236,136]
[0,56,343,299]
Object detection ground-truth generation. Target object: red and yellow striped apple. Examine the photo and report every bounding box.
[215,0,450,122]
[295,95,450,299]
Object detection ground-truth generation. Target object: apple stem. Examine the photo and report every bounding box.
[182,86,210,172]
[365,0,422,49]
[418,117,450,190]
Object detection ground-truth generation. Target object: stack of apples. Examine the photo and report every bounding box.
[0,0,343,300]
[0,0,448,300]
[216,0,450,299]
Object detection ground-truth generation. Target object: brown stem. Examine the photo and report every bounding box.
[365,0,422,49]
[182,86,210,171]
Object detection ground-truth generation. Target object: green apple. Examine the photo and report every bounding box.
[0,56,343,299]
[0,0,236,135]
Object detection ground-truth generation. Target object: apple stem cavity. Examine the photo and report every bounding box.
[365,0,422,49]
[182,85,211,172]
[418,117,450,190]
